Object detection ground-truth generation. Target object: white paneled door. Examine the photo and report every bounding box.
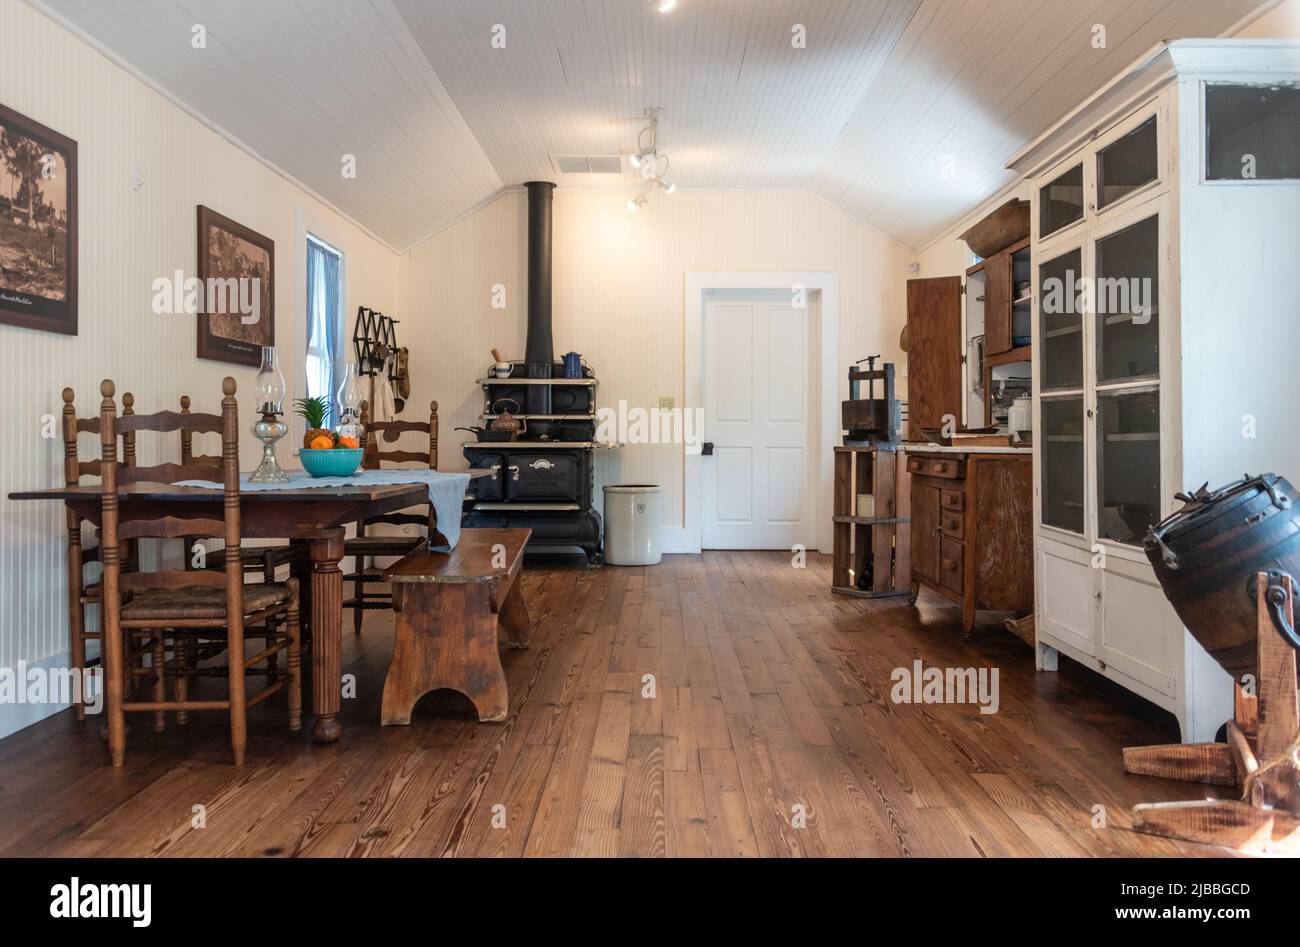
[701,294,815,549]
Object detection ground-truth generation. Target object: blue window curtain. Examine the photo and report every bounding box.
[306,237,342,427]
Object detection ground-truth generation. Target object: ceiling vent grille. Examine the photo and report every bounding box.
[551,154,624,174]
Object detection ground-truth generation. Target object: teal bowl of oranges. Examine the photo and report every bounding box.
[300,432,363,477]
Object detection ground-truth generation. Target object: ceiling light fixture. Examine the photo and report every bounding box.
[628,108,675,211]
[656,0,678,12]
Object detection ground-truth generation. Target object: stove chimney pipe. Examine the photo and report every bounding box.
[524,181,555,414]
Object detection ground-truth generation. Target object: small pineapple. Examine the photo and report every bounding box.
[293,396,337,448]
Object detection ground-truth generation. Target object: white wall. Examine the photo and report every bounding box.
[0,0,399,738]
[398,189,910,545]
[1235,0,1300,37]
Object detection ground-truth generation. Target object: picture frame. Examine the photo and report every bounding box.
[0,103,77,335]
[196,204,274,366]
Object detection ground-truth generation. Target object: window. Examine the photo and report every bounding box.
[305,235,343,426]
[1206,84,1300,180]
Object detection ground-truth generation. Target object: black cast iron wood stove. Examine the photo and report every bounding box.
[461,181,604,563]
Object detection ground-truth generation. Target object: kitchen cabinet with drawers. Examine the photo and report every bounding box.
[907,447,1033,633]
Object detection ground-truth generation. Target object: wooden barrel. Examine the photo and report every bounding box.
[1144,474,1300,680]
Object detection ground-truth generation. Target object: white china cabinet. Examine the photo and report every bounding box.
[1007,40,1300,742]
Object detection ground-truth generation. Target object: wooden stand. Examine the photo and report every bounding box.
[1122,572,1300,854]
[831,446,910,599]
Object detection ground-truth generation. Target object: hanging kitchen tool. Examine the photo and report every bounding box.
[393,346,410,413]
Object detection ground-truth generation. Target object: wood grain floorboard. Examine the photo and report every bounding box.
[0,552,1238,857]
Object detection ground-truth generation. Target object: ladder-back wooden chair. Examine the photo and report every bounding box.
[98,378,301,767]
[343,400,439,635]
[61,386,141,721]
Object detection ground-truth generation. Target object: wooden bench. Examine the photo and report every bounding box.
[380,528,532,724]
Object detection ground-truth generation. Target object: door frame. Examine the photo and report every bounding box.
[684,272,839,554]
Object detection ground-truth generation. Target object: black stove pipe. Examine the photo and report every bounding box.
[524,181,555,414]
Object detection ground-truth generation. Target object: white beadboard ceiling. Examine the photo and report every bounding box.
[31,0,1273,250]
[30,0,505,250]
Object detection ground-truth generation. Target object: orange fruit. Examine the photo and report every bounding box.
[309,435,334,450]
[337,435,359,449]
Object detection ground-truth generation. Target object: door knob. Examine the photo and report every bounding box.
[701,442,715,456]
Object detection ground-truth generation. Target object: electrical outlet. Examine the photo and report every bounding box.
[658,396,675,410]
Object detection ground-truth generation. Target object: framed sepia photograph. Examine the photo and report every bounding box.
[0,103,77,335]
[196,204,274,366]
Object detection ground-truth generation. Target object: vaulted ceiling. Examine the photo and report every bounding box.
[32,0,1273,250]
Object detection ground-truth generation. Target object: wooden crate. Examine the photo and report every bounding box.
[831,446,911,598]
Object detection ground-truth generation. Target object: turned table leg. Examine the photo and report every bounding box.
[308,531,345,743]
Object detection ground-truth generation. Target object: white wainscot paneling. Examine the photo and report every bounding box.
[0,0,398,740]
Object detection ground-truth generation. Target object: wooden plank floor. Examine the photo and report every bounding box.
[0,551,1234,857]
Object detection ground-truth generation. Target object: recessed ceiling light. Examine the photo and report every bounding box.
[657,0,678,12]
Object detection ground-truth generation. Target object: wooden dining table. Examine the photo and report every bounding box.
[8,474,486,744]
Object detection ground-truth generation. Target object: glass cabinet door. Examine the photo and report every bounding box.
[1039,164,1084,238]
[1095,387,1160,545]
[1096,116,1158,209]
[1040,397,1085,535]
[1095,214,1159,384]
[1039,248,1083,391]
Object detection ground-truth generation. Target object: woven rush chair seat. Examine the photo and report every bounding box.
[122,584,293,622]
